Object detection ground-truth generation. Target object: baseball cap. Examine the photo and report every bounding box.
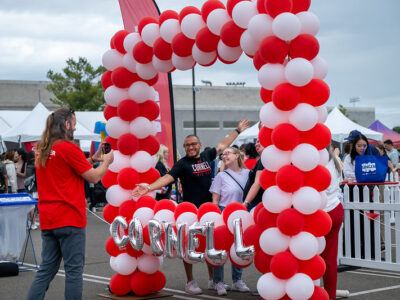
[344,130,362,142]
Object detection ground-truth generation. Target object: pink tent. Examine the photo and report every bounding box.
[368,120,400,146]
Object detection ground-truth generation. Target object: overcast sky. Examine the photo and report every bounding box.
[0,0,399,127]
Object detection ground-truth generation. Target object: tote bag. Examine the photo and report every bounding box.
[355,153,388,183]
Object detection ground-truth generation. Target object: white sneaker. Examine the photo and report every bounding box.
[208,280,231,291]
[215,282,227,296]
[232,280,250,292]
[185,280,202,295]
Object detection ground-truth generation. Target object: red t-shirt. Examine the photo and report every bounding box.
[36,140,92,230]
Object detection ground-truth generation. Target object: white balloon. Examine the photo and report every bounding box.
[248,14,273,42]
[272,13,301,41]
[262,186,292,213]
[316,105,328,122]
[138,254,162,274]
[291,144,320,171]
[289,103,318,131]
[130,151,154,173]
[152,56,174,73]
[257,273,287,300]
[227,209,254,233]
[285,58,314,87]
[317,236,326,254]
[171,53,195,70]
[318,148,329,166]
[109,151,131,173]
[128,81,156,103]
[258,63,286,90]
[106,185,132,207]
[141,23,160,47]
[159,19,181,43]
[110,253,137,275]
[176,212,197,226]
[217,40,242,62]
[297,11,320,36]
[122,53,137,73]
[192,44,217,66]
[206,8,230,36]
[104,86,128,107]
[311,56,328,79]
[286,273,314,300]
[261,145,291,172]
[136,62,158,80]
[289,232,319,260]
[259,227,290,255]
[240,30,260,56]
[102,49,123,71]
[229,244,252,267]
[232,1,258,29]
[130,116,155,139]
[292,187,321,215]
[181,13,205,39]
[123,32,141,54]
[199,211,224,227]
[259,102,290,128]
[106,117,130,139]
[153,209,175,223]
[133,207,154,225]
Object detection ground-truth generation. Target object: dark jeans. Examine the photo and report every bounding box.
[26,227,86,300]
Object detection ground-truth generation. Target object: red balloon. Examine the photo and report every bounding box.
[256,207,278,229]
[179,6,201,23]
[109,273,132,296]
[260,87,273,103]
[257,0,267,13]
[105,136,118,150]
[289,34,319,60]
[259,169,276,190]
[118,99,140,121]
[118,200,137,221]
[112,30,129,54]
[276,165,304,193]
[138,135,160,155]
[291,0,311,14]
[138,16,158,35]
[126,244,144,258]
[117,133,139,155]
[154,199,176,213]
[220,20,245,47]
[300,123,331,150]
[105,236,126,257]
[214,225,234,251]
[272,83,301,111]
[270,251,299,279]
[159,10,179,24]
[101,170,118,188]
[259,126,273,147]
[303,165,331,191]
[303,209,332,237]
[101,71,113,89]
[217,53,240,65]
[118,168,140,190]
[139,100,160,121]
[222,202,246,225]
[226,0,243,16]
[271,123,300,151]
[110,35,116,49]
[172,33,195,57]
[253,202,264,222]
[143,74,159,86]
[259,36,289,64]
[253,51,266,70]
[201,0,226,21]
[133,41,153,64]
[139,168,160,184]
[264,0,293,18]
[111,67,137,88]
[254,249,272,273]
[276,208,305,236]
[136,195,157,209]
[196,27,219,52]
[149,271,166,292]
[103,204,119,223]
[300,79,330,107]
[243,224,263,251]
[174,202,198,220]
[298,255,326,280]
[153,37,173,60]
[310,286,329,300]
[130,271,153,296]
[197,202,221,220]
[104,105,118,120]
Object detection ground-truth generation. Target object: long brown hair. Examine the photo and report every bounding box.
[36,108,75,167]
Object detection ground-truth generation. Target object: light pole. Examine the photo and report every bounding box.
[192,67,197,136]
[349,96,360,107]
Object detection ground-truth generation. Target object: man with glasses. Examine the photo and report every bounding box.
[132,119,249,295]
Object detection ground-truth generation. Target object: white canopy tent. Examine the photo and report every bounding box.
[233,122,259,145]
[1,103,100,143]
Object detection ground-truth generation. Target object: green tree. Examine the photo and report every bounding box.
[393,126,400,134]
[46,57,106,111]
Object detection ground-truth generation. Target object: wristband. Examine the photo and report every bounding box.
[235,128,241,134]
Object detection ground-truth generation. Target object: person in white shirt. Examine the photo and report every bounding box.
[343,134,369,181]
[383,139,399,169]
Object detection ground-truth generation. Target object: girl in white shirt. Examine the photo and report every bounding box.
[343,134,369,181]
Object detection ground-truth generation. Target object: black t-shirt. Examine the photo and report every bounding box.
[169,147,217,207]
[243,159,264,211]
[155,161,172,200]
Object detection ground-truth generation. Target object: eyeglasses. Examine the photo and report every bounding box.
[222,151,235,156]
[184,142,199,148]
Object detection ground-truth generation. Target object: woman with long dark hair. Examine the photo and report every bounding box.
[343,134,369,181]
[15,148,27,192]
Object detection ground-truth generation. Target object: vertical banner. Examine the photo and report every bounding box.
[118,0,176,165]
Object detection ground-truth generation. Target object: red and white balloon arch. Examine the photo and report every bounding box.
[101,0,332,299]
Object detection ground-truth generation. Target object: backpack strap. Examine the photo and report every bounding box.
[224,170,244,191]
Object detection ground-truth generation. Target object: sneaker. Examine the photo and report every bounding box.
[208,280,231,291]
[232,280,250,292]
[215,282,227,296]
[185,280,202,295]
